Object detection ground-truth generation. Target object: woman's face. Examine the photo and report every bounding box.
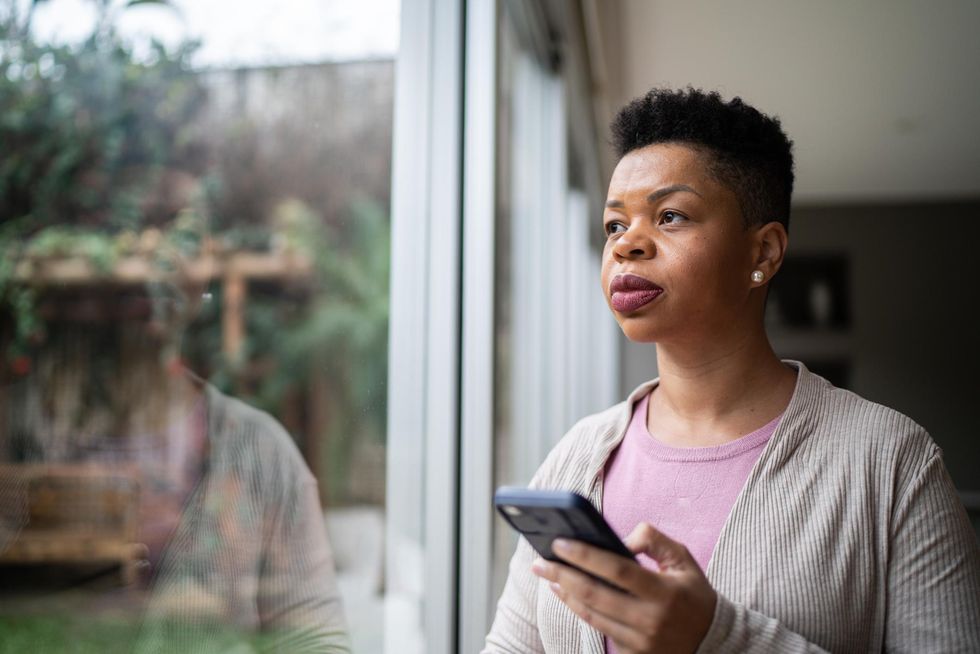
[600,143,762,344]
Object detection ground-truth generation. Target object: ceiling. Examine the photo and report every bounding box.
[609,0,980,204]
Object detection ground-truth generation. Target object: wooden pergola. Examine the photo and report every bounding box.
[15,251,314,362]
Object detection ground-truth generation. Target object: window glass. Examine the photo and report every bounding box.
[491,2,618,602]
[0,1,397,651]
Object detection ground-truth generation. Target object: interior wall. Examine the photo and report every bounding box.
[613,0,980,203]
[785,201,980,491]
[620,200,980,492]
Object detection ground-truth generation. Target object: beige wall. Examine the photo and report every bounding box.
[610,0,980,203]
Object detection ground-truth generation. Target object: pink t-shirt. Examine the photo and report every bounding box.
[602,391,780,653]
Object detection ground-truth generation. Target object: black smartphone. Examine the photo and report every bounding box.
[494,486,635,588]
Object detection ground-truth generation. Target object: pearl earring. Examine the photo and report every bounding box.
[751,270,765,283]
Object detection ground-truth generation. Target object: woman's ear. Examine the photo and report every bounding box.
[751,222,789,285]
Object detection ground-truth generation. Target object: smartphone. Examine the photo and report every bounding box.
[494,486,635,588]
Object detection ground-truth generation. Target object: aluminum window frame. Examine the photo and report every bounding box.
[387,1,614,650]
[385,0,464,652]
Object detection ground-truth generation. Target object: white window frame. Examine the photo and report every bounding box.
[385,0,464,652]
[387,1,615,651]
[457,0,499,653]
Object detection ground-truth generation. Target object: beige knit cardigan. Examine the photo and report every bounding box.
[483,362,980,653]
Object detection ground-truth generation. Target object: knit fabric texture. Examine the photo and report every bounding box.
[483,361,980,653]
[0,383,351,653]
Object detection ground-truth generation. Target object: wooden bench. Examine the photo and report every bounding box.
[0,466,148,585]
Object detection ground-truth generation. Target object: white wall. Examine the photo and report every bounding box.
[614,0,980,203]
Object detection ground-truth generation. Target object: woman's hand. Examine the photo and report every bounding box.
[530,523,717,654]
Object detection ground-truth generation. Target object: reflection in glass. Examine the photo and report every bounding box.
[1,1,394,650]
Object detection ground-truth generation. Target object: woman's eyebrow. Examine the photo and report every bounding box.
[605,184,702,209]
[647,184,702,203]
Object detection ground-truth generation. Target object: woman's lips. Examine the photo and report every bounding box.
[609,274,663,312]
[611,289,662,312]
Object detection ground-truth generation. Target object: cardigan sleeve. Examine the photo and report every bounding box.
[482,462,553,654]
[256,451,351,653]
[482,534,546,654]
[482,424,590,654]
[696,594,831,653]
[697,443,980,654]
[883,449,980,652]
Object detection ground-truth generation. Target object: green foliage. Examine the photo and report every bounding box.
[0,613,308,653]
[0,2,207,232]
[286,196,390,436]
[0,1,392,505]
[182,197,391,504]
[0,1,207,356]
[0,614,137,654]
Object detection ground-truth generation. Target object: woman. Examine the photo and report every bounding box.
[483,89,980,653]
[0,228,350,652]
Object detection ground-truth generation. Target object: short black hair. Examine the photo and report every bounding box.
[610,87,794,230]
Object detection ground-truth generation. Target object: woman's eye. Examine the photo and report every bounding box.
[661,210,686,225]
[604,222,626,236]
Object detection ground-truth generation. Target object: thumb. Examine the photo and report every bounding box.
[624,522,696,571]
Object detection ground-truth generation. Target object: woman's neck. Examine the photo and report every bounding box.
[648,328,797,447]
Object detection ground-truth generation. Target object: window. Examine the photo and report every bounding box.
[1,1,618,650]
[1,1,397,650]
[489,0,619,606]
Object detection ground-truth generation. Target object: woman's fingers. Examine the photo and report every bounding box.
[548,581,653,653]
[623,522,695,570]
[532,528,717,654]
[548,538,661,597]
[532,558,658,639]
[532,542,717,654]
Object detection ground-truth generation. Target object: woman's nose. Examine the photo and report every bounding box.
[612,227,655,260]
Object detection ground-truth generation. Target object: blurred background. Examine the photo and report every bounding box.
[1,0,977,652]
[1,0,394,651]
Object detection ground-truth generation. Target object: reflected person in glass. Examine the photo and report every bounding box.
[0,218,350,653]
[484,88,980,653]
